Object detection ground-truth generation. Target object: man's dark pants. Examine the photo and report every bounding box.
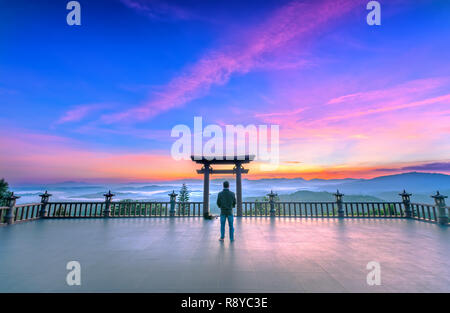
[220,214,234,240]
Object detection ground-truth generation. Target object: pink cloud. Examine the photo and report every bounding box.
[57,104,108,124]
[326,77,447,105]
[252,77,450,168]
[323,94,450,123]
[104,0,362,123]
[257,77,450,128]
[255,107,307,118]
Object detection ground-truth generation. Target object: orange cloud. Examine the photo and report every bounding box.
[0,129,193,183]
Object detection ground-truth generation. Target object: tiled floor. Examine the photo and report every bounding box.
[0,217,449,292]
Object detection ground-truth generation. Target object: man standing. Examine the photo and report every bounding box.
[216,181,236,241]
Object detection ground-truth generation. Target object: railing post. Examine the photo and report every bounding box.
[267,190,277,217]
[103,190,115,217]
[39,191,52,218]
[334,190,344,218]
[431,191,448,225]
[399,190,412,218]
[169,191,178,217]
[5,192,20,225]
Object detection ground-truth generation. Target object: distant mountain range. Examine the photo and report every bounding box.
[10,172,450,205]
[326,172,450,193]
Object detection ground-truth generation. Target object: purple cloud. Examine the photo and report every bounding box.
[401,162,450,171]
[376,162,450,172]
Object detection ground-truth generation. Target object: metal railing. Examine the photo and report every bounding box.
[0,206,8,225]
[243,201,404,218]
[1,190,448,226]
[110,201,203,217]
[110,202,167,217]
[410,203,440,223]
[46,202,105,218]
[342,202,404,217]
[44,201,204,218]
[13,203,41,222]
[175,202,203,217]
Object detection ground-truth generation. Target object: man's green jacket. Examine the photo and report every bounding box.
[216,188,236,215]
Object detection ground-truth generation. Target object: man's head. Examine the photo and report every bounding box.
[223,181,230,189]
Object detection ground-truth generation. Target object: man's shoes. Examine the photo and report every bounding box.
[219,238,224,241]
[230,238,234,242]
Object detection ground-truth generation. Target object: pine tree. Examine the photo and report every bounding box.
[178,184,190,215]
[0,178,10,206]
[178,184,190,203]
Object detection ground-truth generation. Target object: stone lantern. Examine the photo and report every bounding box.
[5,192,20,225]
[267,190,278,217]
[103,190,115,217]
[39,190,52,217]
[431,191,448,225]
[169,190,178,217]
[334,190,344,217]
[399,190,412,218]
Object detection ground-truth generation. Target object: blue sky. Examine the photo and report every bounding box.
[1,0,450,182]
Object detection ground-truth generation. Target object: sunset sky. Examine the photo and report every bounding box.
[1,0,449,183]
